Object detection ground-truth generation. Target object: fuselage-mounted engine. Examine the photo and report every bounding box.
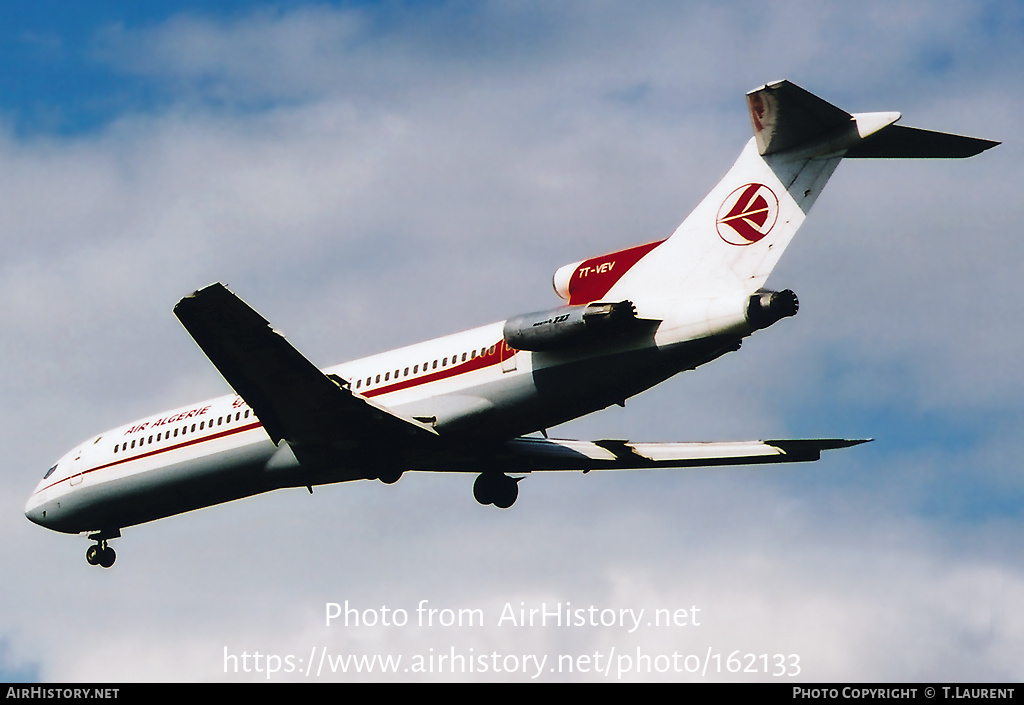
[503,300,641,352]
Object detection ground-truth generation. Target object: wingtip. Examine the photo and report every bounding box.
[764,438,873,452]
[825,438,873,449]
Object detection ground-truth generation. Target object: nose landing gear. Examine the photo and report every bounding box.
[85,529,120,568]
[85,541,116,568]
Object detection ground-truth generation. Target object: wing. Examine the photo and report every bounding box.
[500,436,869,472]
[173,283,438,452]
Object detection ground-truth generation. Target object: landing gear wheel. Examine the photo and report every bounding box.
[473,473,495,505]
[98,546,116,568]
[492,477,519,509]
[473,473,520,508]
[378,468,404,485]
[86,538,117,568]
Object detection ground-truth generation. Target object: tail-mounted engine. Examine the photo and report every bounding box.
[503,300,640,351]
[746,289,799,330]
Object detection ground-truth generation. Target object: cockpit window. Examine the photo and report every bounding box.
[43,465,57,479]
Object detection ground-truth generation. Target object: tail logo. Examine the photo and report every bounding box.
[716,183,779,246]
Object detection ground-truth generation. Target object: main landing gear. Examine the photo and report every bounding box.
[377,467,404,485]
[473,473,521,509]
[86,541,116,568]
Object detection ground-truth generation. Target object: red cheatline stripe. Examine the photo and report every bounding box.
[34,421,265,495]
[35,340,511,495]
[360,339,509,398]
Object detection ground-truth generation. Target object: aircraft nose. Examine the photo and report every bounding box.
[25,494,52,528]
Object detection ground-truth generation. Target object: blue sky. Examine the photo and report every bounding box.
[1,0,1022,682]
[0,1,225,134]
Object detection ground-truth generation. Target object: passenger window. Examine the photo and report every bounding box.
[404,367,409,376]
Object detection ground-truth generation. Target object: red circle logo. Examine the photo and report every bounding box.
[716,183,779,246]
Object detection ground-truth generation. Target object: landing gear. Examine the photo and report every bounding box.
[85,529,120,568]
[377,467,404,485]
[86,541,116,568]
[473,473,520,509]
[85,544,100,565]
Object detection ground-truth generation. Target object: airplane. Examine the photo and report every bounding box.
[25,80,997,567]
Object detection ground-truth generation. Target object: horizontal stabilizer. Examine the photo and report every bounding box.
[845,124,999,158]
[748,80,999,158]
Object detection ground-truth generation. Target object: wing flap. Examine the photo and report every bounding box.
[173,283,437,449]
[504,437,869,471]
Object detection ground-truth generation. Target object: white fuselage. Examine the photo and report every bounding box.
[25,308,745,537]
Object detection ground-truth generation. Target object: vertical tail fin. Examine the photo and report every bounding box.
[590,80,997,307]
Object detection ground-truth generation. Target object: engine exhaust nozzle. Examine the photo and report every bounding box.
[747,289,799,330]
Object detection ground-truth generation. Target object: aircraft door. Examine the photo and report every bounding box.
[69,448,86,486]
